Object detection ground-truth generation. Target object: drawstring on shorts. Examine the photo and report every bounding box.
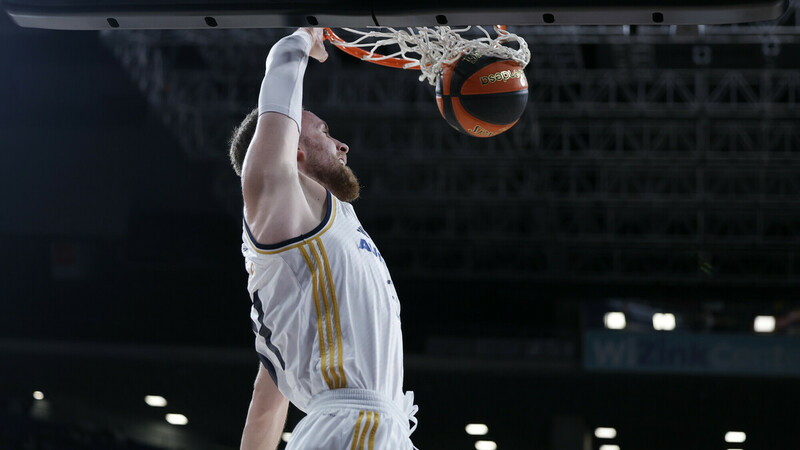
[307,388,418,448]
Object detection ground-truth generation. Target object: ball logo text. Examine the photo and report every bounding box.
[480,69,525,86]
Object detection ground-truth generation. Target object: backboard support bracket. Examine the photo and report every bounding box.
[2,0,791,30]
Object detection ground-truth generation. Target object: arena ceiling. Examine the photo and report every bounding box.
[97,10,800,288]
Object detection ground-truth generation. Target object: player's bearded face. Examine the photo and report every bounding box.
[302,134,360,202]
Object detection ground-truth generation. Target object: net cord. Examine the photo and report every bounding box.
[331,26,530,85]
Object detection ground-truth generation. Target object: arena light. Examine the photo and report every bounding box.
[475,441,497,450]
[165,413,188,425]
[653,313,676,331]
[281,432,292,442]
[604,312,626,330]
[594,427,617,439]
[466,424,489,435]
[144,395,167,407]
[754,316,776,333]
[32,391,44,401]
[599,445,620,450]
[725,431,746,443]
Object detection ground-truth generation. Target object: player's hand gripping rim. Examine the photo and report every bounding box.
[299,27,328,63]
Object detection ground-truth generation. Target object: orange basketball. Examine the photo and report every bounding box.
[435,53,528,138]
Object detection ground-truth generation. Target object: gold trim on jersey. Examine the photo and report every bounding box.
[368,411,380,449]
[315,237,348,387]
[298,237,347,390]
[299,245,335,389]
[353,411,377,450]
[358,411,371,450]
[350,410,365,450]
[245,195,338,255]
[308,240,341,388]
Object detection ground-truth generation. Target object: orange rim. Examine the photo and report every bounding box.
[324,27,419,69]
[323,26,508,70]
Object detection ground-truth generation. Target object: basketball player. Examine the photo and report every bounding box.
[228,28,418,450]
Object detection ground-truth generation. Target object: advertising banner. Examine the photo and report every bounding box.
[584,330,800,376]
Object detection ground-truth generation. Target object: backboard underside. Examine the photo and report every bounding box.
[2,0,790,30]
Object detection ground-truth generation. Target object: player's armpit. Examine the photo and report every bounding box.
[242,113,326,246]
[241,110,316,241]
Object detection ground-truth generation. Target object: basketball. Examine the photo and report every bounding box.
[435,52,529,138]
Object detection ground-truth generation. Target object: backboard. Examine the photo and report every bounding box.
[1,0,790,30]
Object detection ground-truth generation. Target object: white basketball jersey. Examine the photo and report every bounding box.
[241,191,405,412]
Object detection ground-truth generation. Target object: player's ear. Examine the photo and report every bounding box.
[296,146,306,163]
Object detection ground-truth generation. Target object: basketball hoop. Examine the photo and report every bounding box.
[324,26,530,86]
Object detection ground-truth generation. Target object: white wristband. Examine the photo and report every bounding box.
[258,30,313,133]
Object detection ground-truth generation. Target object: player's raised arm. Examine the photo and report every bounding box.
[240,28,328,245]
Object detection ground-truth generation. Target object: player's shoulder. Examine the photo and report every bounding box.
[332,195,358,220]
[244,175,331,246]
[245,190,341,253]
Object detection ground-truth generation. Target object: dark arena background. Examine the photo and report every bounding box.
[2,1,800,449]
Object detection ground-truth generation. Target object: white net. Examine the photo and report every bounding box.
[332,26,531,85]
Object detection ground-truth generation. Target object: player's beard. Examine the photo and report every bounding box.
[306,155,361,202]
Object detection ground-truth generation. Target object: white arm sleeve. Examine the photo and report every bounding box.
[258,30,313,133]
